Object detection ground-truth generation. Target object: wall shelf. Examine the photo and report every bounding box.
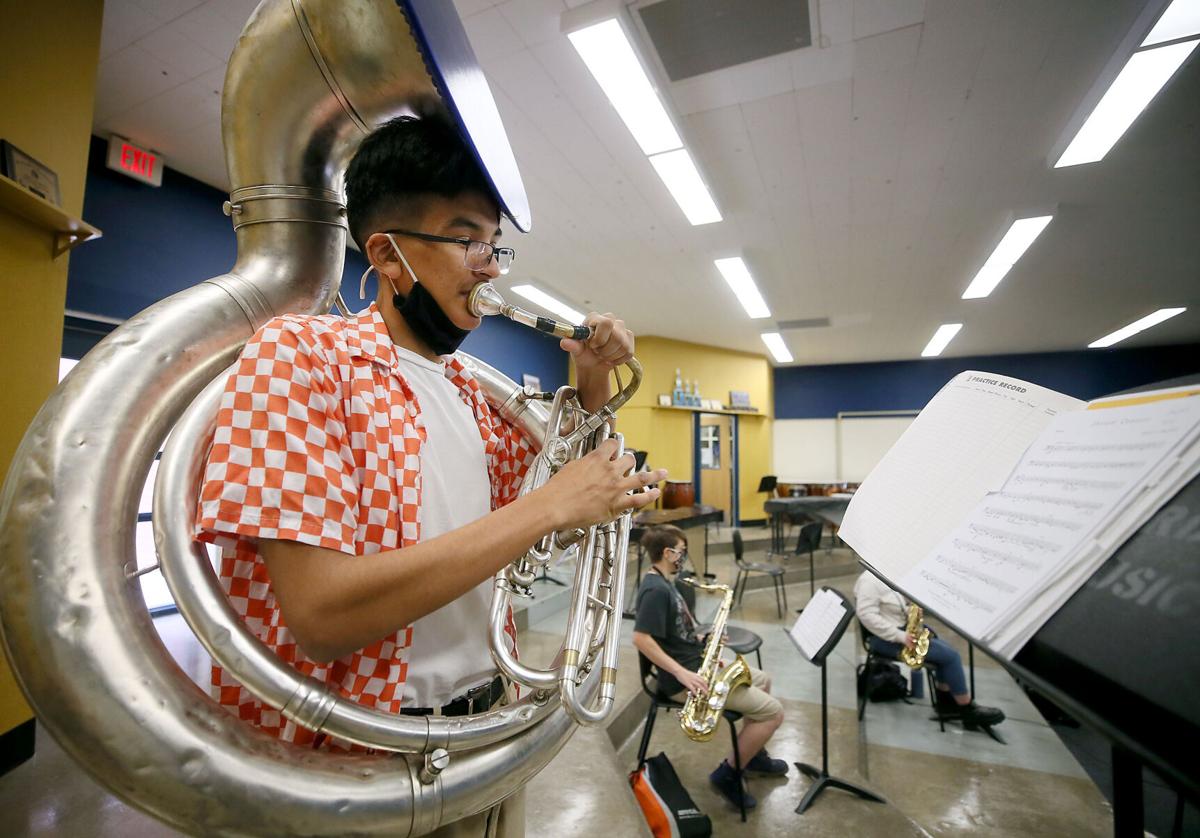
[0,174,101,257]
[651,405,768,418]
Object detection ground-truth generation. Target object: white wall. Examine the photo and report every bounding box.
[774,415,915,483]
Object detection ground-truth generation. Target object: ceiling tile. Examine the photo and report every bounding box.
[852,0,925,40]
[670,52,795,115]
[171,0,247,62]
[135,20,224,79]
[100,0,164,59]
[497,0,568,48]
[817,0,853,46]
[94,44,187,122]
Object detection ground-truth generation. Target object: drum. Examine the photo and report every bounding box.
[662,480,695,509]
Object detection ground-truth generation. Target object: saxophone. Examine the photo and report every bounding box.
[678,581,751,742]
[899,603,931,669]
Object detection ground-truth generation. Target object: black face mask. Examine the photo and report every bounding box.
[393,281,470,356]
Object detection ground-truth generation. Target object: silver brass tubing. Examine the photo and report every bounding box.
[0,1,587,834]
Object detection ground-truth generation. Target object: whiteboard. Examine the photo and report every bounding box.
[774,415,916,483]
[837,416,915,482]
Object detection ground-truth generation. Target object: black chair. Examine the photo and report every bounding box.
[675,572,763,668]
[856,621,926,721]
[635,652,749,821]
[731,529,787,618]
[856,622,1003,742]
[793,521,823,603]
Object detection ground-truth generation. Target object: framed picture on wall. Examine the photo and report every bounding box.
[522,373,541,391]
[1,139,61,206]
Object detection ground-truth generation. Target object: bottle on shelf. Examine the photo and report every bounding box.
[693,379,702,407]
[673,368,683,406]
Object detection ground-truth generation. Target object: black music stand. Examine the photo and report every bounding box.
[785,587,887,815]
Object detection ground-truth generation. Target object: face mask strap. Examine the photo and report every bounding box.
[386,233,420,295]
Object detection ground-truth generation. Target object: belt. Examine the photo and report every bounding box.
[399,675,505,718]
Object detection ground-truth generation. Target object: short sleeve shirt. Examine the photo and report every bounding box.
[634,571,704,696]
[193,303,538,747]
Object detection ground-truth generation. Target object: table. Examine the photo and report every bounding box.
[764,495,853,554]
[624,504,724,618]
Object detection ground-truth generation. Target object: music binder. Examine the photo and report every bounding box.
[841,373,1200,834]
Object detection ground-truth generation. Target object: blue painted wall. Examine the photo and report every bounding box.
[774,344,1200,419]
[64,136,568,389]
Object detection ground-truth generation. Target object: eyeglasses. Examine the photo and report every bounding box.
[386,229,515,275]
[666,547,689,559]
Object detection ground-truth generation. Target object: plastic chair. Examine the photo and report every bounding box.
[635,652,748,821]
[675,572,763,668]
[731,529,787,618]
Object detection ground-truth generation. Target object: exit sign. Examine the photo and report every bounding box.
[106,135,163,186]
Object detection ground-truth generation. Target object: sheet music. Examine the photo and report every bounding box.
[839,372,1084,583]
[789,588,848,661]
[902,395,1200,645]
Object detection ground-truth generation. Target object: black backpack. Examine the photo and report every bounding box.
[858,658,909,702]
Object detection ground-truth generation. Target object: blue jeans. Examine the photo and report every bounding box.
[868,635,968,697]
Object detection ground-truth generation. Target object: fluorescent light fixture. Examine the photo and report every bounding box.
[1055,39,1198,167]
[761,332,793,363]
[1088,307,1186,348]
[509,284,586,325]
[649,149,723,225]
[921,324,963,357]
[1143,0,1200,46]
[567,18,682,156]
[961,216,1054,299]
[713,258,771,319]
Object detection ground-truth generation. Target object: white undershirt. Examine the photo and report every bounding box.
[392,345,496,708]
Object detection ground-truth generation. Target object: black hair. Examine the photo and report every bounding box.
[344,116,498,251]
[640,525,688,565]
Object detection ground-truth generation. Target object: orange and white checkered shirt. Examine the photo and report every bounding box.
[194,303,538,747]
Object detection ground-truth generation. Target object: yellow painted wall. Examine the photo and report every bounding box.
[618,336,773,523]
[0,0,105,737]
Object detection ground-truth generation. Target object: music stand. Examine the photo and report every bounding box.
[785,587,887,815]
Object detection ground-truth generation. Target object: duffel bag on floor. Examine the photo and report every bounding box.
[629,752,712,838]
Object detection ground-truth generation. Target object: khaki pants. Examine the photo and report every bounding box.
[672,665,782,722]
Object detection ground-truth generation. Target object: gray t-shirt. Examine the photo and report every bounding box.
[634,570,704,696]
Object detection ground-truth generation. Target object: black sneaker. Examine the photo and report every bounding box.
[709,761,757,809]
[935,690,963,717]
[744,749,789,776]
[962,702,1005,728]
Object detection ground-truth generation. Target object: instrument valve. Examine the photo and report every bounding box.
[419,748,450,785]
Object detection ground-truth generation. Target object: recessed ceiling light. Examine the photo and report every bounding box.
[713,258,771,319]
[961,216,1053,299]
[921,324,963,357]
[761,332,793,363]
[1142,0,1200,47]
[567,18,682,156]
[1088,307,1186,348]
[649,149,722,225]
[509,284,586,325]
[1054,39,1198,167]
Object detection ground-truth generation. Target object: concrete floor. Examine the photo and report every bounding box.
[0,526,1117,836]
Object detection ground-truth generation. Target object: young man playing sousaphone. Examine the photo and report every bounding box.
[633,524,789,810]
[194,115,666,837]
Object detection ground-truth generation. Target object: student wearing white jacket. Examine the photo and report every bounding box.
[853,572,1004,728]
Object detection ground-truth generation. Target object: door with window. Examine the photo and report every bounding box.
[698,413,733,517]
